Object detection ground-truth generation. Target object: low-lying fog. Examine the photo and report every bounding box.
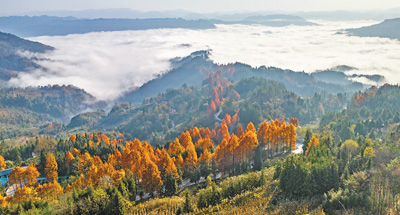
[9,20,400,101]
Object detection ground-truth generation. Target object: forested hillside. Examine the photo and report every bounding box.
[0,85,106,138]
[0,31,54,81]
[120,51,384,105]
[320,84,400,141]
[67,73,347,145]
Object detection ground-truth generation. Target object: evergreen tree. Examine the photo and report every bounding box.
[116,192,127,215]
[118,180,129,198]
[183,191,193,213]
[125,176,137,201]
[302,129,312,155]
[38,149,47,175]
[189,167,201,183]
[175,206,182,215]
[176,166,183,185]
[253,145,263,171]
[210,183,221,206]
[279,156,308,197]
[164,171,178,196]
[259,169,266,187]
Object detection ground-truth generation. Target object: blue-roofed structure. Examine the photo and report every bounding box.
[0,166,69,188]
[0,168,16,186]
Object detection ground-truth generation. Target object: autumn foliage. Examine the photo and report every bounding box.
[0,116,298,207]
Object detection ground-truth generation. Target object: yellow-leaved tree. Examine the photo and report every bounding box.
[168,138,185,155]
[12,186,34,204]
[305,137,320,156]
[25,163,40,186]
[65,151,75,171]
[141,154,163,194]
[45,153,58,183]
[185,141,198,167]
[179,131,193,149]
[36,181,63,200]
[9,167,26,187]
[0,155,6,170]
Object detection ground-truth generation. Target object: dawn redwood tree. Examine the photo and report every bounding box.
[168,138,185,155]
[235,124,245,138]
[0,155,5,170]
[180,131,193,149]
[25,163,40,186]
[9,167,26,187]
[45,152,58,183]
[290,117,299,127]
[305,136,320,156]
[141,154,162,195]
[185,141,198,167]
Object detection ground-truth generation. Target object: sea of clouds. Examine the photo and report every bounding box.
[8,20,400,101]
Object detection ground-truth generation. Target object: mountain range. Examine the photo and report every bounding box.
[0,31,388,139]
[6,8,400,21]
[0,15,315,37]
[119,50,385,105]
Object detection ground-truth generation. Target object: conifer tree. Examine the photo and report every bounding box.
[302,129,312,155]
[164,171,178,196]
[254,145,263,171]
[183,191,194,213]
[0,155,6,170]
[45,152,58,183]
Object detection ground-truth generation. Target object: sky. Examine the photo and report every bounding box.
[9,20,400,101]
[1,0,400,15]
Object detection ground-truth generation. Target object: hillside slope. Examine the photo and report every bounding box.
[345,18,400,40]
[0,31,54,80]
[119,50,385,105]
[0,85,106,138]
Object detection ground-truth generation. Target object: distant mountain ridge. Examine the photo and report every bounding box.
[10,8,400,21]
[0,15,316,37]
[209,14,316,27]
[345,18,400,40]
[0,16,216,37]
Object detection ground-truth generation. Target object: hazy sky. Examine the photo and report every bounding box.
[1,0,400,15]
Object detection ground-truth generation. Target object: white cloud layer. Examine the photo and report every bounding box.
[9,20,400,101]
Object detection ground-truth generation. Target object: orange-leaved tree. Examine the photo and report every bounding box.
[0,155,6,170]
[70,134,76,142]
[36,181,63,200]
[179,131,193,149]
[9,167,26,187]
[141,154,163,194]
[25,163,40,186]
[65,151,75,169]
[305,136,320,156]
[290,117,299,127]
[169,138,185,155]
[45,153,58,183]
[185,141,198,167]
